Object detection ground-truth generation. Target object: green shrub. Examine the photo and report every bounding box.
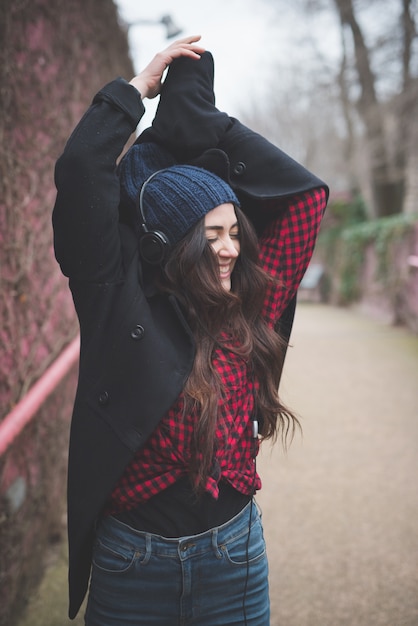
[317,193,417,304]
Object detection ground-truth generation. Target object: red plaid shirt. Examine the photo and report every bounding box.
[108,187,326,513]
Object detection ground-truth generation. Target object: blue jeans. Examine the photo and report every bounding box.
[85,500,270,625]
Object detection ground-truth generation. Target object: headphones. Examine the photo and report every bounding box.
[137,170,171,265]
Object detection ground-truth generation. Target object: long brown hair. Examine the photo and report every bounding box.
[159,205,299,490]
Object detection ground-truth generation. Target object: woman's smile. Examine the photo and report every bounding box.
[204,203,240,291]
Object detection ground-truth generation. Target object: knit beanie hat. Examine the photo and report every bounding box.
[119,142,239,246]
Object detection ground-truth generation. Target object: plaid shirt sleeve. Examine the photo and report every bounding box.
[259,186,327,327]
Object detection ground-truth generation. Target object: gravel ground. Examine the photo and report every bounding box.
[15,303,418,626]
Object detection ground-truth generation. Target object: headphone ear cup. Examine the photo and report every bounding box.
[139,230,170,265]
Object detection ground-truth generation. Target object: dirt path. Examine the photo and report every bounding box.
[16,304,418,626]
[258,303,418,626]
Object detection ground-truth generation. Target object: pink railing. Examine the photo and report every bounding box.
[0,336,80,457]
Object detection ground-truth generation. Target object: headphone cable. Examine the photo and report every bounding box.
[242,417,258,626]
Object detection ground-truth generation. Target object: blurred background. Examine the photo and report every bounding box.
[0,1,417,625]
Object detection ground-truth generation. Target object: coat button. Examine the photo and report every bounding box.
[233,161,246,175]
[98,391,109,405]
[131,325,145,340]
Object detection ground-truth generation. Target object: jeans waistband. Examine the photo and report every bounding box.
[98,499,261,560]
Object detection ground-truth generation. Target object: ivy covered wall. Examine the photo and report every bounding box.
[0,2,134,623]
[316,198,418,332]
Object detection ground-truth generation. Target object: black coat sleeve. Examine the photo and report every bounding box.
[52,78,144,283]
[139,52,231,160]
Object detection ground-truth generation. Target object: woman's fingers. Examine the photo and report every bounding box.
[129,35,205,99]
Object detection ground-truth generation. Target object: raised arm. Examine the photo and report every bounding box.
[259,187,327,326]
[52,36,204,283]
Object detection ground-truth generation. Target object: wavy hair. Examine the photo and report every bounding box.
[158,205,299,490]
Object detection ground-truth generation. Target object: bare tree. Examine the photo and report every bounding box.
[333,0,417,216]
[255,0,417,215]
[239,63,347,194]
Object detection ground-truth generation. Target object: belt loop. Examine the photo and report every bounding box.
[142,533,152,565]
[211,528,223,559]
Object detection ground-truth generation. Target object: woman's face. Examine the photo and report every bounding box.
[204,203,240,291]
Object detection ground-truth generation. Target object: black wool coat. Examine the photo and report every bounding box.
[53,61,328,619]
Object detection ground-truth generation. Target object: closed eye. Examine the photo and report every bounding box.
[205,225,240,243]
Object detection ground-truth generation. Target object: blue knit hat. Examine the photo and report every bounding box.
[119,142,239,246]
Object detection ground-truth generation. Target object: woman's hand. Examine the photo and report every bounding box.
[129,35,205,99]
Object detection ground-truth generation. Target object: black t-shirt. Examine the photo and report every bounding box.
[113,477,251,537]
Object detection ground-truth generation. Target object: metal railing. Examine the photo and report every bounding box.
[0,336,80,456]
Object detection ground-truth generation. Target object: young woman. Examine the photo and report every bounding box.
[53,36,328,625]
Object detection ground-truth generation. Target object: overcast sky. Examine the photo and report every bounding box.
[114,0,341,129]
[114,0,278,126]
